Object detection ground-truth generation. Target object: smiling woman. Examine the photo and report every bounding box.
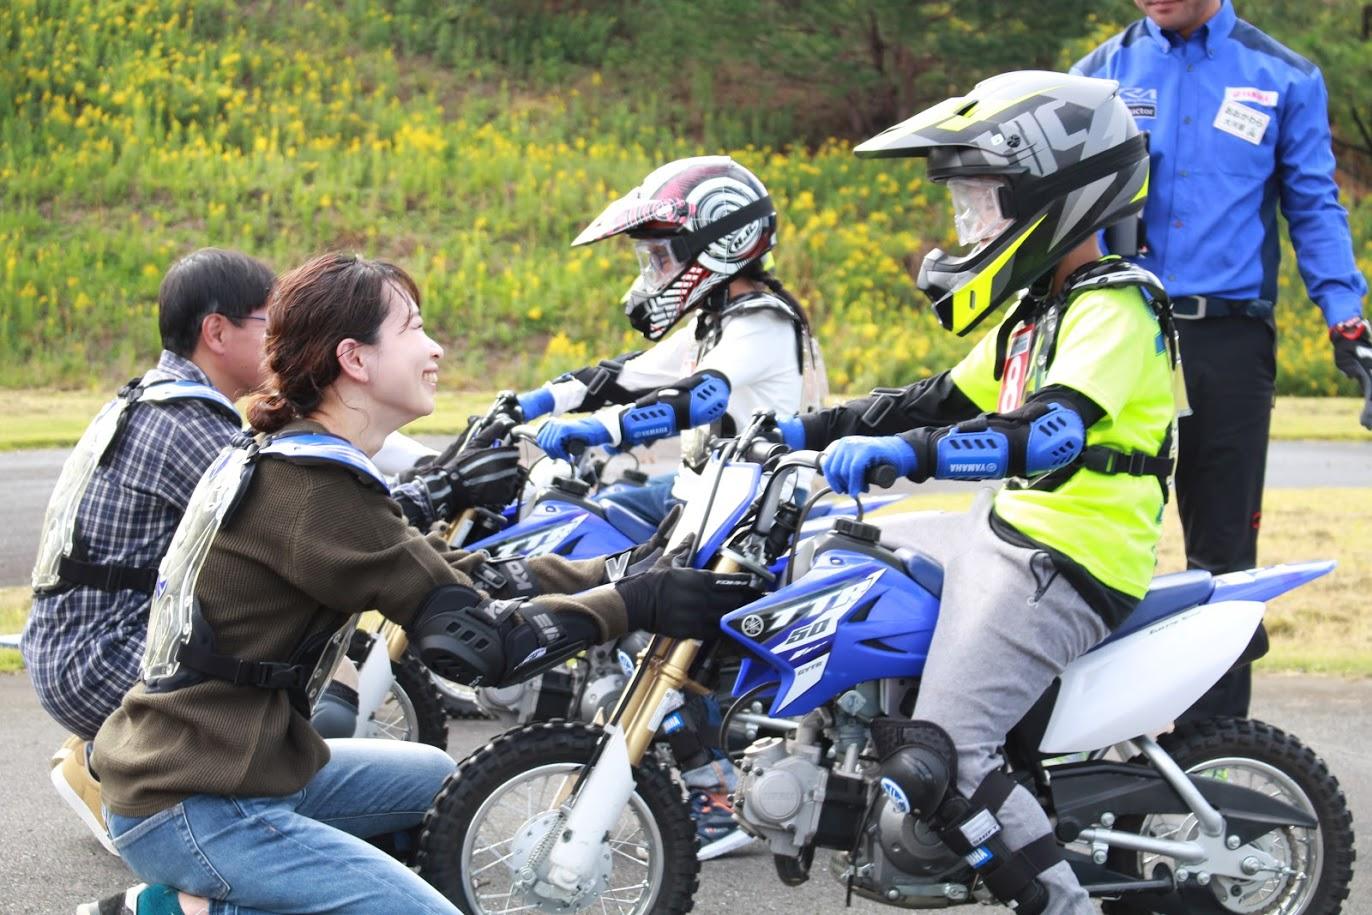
[247,253,442,447]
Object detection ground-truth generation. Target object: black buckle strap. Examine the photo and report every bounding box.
[1080,445,1171,478]
[969,769,1019,814]
[57,556,158,594]
[176,641,310,690]
[859,387,906,429]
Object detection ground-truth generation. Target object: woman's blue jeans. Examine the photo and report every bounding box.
[106,739,461,914]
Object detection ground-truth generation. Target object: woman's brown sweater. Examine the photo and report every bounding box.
[93,423,617,817]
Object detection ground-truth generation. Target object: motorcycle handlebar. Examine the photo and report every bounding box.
[865,462,898,489]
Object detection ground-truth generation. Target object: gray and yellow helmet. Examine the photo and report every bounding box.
[856,70,1149,336]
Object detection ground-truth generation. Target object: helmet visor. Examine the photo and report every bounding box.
[947,177,1012,250]
[633,237,689,296]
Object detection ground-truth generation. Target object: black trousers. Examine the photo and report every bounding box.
[1173,316,1275,721]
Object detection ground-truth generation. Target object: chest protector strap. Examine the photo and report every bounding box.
[33,373,240,594]
[683,291,826,468]
[143,430,386,714]
[1000,259,1180,501]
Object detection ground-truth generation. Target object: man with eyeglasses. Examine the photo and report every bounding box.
[23,248,278,853]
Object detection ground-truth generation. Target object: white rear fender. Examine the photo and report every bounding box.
[1040,600,1264,754]
[544,724,636,892]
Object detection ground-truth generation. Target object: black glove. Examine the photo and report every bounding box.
[1331,317,1372,430]
[613,536,762,639]
[605,504,684,582]
[411,445,523,521]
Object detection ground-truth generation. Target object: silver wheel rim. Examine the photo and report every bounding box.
[460,761,665,914]
[368,681,419,742]
[433,673,482,709]
[1134,755,1323,914]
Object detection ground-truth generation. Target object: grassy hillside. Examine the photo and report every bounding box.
[2,0,1369,396]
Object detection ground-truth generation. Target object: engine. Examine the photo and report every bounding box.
[576,643,630,722]
[733,707,971,907]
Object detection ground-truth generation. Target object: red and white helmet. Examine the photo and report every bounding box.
[572,156,776,340]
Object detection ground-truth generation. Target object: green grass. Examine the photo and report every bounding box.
[3,0,1368,396]
[0,388,507,451]
[4,390,1371,451]
[0,586,30,674]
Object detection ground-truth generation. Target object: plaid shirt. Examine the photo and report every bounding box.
[22,351,242,739]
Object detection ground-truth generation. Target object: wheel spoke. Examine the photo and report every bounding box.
[472,847,519,876]
[472,835,517,857]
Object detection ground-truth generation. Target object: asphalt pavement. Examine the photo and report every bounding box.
[1,672,1365,914]
[4,438,1372,587]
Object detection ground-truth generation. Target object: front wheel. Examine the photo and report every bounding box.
[1108,717,1355,914]
[418,720,699,914]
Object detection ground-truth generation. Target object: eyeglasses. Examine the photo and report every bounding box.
[222,313,268,326]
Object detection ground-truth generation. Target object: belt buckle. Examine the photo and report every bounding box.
[1174,295,1208,320]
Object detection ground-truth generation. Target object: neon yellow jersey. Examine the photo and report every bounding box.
[949,284,1175,598]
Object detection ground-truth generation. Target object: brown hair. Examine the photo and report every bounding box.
[246,253,422,434]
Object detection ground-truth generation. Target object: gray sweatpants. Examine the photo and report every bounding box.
[873,493,1108,915]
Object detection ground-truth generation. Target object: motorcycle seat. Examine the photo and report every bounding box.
[895,548,944,597]
[1097,569,1214,648]
[601,502,659,544]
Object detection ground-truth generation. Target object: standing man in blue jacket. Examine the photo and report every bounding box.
[1073,0,1367,719]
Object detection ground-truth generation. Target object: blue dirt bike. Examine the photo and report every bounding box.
[416,414,1354,915]
[442,414,900,723]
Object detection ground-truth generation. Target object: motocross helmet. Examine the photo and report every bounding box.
[855,70,1149,336]
[572,156,777,341]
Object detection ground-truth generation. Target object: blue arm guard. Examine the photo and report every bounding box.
[516,388,555,421]
[900,399,1085,483]
[616,369,731,448]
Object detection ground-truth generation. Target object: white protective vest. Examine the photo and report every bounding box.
[142,430,390,713]
[677,292,828,468]
[31,372,238,593]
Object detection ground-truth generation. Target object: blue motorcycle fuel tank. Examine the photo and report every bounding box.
[467,496,638,560]
[722,546,941,718]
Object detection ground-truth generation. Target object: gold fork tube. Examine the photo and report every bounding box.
[444,507,479,546]
[614,557,741,765]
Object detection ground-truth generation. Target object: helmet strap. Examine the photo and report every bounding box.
[668,195,775,262]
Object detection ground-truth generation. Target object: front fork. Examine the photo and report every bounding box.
[539,557,739,897]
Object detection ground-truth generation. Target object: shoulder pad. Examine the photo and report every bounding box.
[137,379,239,416]
[718,291,802,325]
[1065,261,1169,308]
[258,431,390,493]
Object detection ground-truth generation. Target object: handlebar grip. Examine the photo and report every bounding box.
[865,463,898,489]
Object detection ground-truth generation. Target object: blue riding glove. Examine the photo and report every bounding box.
[517,387,556,421]
[821,435,916,495]
[536,416,613,461]
[776,416,806,451]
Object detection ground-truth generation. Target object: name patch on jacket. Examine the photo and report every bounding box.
[1224,87,1279,107]
[1120,87,1157,119]
[1214,99,1271,145]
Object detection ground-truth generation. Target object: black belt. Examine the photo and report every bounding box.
[57,556,158,593]
[1171,295,1273,320]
